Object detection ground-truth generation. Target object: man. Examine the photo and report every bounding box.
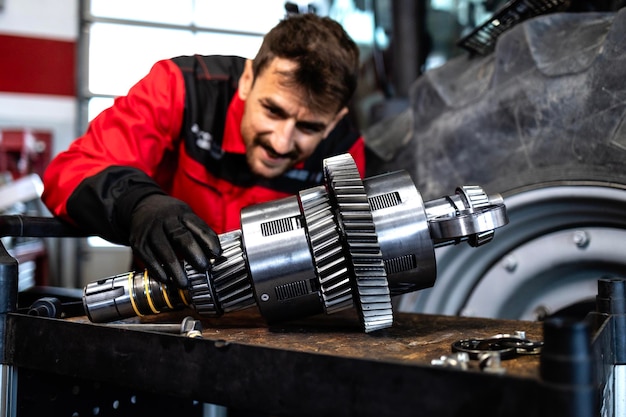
[42,14,365,289]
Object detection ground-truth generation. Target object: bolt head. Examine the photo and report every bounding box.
[503,255,517,272]
[573,231,590,248]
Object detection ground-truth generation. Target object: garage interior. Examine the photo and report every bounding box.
[1,1,626,416]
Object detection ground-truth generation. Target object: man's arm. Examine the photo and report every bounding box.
[42,59,221,287]
[42,59,186,229]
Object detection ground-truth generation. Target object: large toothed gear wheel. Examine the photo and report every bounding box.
[299,186,353,314]
[188,230,254,316]
[323,154,394,332]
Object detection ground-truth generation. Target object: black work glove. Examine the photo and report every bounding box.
[128,194,221,288]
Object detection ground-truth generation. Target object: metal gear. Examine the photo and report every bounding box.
[188,230,254,316]
[212,230,255,313]
[186,263,219,317]
[323,153,393,332]
[299,186,353,314]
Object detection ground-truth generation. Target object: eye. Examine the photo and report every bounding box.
[264,104,285,118]
[296,122,325,135]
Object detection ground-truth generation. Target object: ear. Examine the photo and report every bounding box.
[238,59,254,100]
[323,107,350,138]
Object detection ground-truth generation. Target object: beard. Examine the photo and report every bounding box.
[246,135,300,178]
[254,135,299,160]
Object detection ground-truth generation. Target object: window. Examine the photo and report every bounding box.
[81,0,287,123]
[80,0,385,135]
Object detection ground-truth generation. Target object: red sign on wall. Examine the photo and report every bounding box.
[0,34,76,97]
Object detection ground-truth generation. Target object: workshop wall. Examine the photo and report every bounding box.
[0,0,78,157]
[0,0,81,288]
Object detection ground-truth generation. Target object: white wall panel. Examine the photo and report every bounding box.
[0,0,78,40]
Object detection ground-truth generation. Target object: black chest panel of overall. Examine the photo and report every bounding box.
[172,55,360,194]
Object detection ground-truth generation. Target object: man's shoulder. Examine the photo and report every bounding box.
[170,55,246,79]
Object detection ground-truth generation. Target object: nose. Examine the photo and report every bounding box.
[272,119,296,155]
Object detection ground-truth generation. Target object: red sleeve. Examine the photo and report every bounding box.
[42,60,186,220]
[347,136,366,178]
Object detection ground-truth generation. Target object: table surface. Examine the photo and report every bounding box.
[208,308,541,376]
[71,307,543,377]
[9,308,546,416]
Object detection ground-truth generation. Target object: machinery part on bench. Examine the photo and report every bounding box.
[299,185,352,314]
[104,316,203,337]
[451,331,544,360]
[323,153,392,332]
[83,154,508,332]
[25,296,85,319]
[27,297,62,318]
[187,230,254,317]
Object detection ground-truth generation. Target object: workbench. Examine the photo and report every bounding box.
[4,284,623,417]
[0,216,622,417]
[7,308,548,417]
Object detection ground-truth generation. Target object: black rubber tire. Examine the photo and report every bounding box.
[365,9,626,319]
[365,9,626,200]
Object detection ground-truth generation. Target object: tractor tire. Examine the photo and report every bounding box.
[364,9,626,319]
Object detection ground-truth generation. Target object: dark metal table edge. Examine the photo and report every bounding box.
[5,312,542,417]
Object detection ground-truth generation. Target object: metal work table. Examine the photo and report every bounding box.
[6,308,547,416]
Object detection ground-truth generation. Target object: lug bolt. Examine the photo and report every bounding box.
[573,230,589,248]
[503,255,517,272]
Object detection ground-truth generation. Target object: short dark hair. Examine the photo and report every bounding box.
[252,14,359,114]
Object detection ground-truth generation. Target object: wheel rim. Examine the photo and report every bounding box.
[398,182,626,320]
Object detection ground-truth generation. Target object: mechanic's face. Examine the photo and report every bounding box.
[238,58,347,178]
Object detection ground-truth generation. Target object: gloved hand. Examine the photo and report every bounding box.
[127,194,221,288]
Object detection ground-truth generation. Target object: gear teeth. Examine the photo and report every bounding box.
[187,230,255,317]
[299,186,354,314]
[212,230,255,312]
[324,154,393,332]
[186,263,219,317]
